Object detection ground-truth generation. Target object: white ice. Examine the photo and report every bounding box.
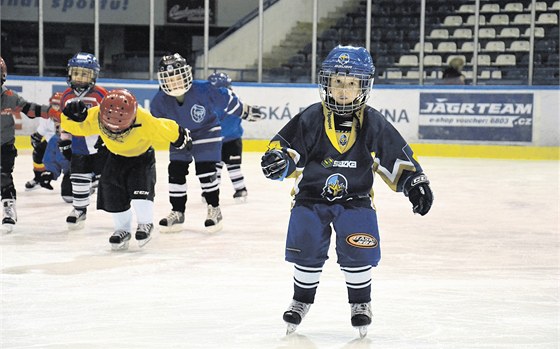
[1,151,558,349]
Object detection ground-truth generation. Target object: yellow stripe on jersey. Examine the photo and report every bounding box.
[61,106,180,157]
[323,104,364,154]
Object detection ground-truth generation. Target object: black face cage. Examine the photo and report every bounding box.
[318,71,374,114]
[98,117,134,143]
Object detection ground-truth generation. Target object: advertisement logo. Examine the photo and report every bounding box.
[418,93,533,142]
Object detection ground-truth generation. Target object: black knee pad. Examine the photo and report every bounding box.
[168,161,189,185]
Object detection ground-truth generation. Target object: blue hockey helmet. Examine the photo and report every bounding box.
[67,52,100,95]
[318,45,375,114]
[208,72,232,89]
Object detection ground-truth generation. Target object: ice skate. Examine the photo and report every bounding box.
[109,230,131,251]
[24,178,40,191]
[350,302,372,338]
[159,211,185,232]
[1,199,17,233]
[135,223,153,248]
[204,205,223,233]
[283,299,311,335]
[66,208,86,230]
[233,188,248,203]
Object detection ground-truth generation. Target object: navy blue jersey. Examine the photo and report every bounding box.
[151,80,244,141]
[268,102,423,204]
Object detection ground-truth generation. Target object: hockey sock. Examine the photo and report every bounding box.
[169,182,187,213]
[341,265,372,303]
[131,199,153,225]
[196,162,219,207]
[70,172,93,208]
[226,163,246,191]
[112,208,133,232]
[215,161,224,186]
[293,264,323,304]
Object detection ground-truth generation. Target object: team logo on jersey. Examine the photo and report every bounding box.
[339,134,348,146]
[337,53,350,66]
[321,173,348,201]
[346,233,378,248]
[191,104,206,123]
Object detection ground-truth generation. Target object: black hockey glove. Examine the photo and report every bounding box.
[58,139,72,161]
[39,171,54,190]
[404,172,433,216]
[62,100,88,122]
[30,132,43,149]
[171,126,192,150]
[241,105,265,122]
[261,149,289,180]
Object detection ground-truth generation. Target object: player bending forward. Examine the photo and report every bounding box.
[261,45,433,338]
[61,89,192,250]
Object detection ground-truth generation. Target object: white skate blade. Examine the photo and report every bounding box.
[358,326,368,338]
[137,236,152,248]
[1,223,14,233]
[205,221,223,233]
[159,223,184,233]
[67,220,85,231]
[110,240,130,251]
[234,196,247,204]
[24,186,41,192]
[286,323,298,335]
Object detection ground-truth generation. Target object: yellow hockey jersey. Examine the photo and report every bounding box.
[61,105,180,157]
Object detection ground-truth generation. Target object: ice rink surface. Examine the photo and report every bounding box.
[1,151,558,349]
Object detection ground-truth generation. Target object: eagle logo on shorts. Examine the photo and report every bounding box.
[191,104,206,123]
[321,173,348,201]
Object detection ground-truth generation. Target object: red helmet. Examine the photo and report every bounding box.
[0,56,7,86]
[49,92,63,109]
[49,92,64,123]
[99,89,137,136]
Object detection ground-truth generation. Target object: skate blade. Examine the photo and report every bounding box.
[137,236,152,248]
[234,196,247,204]
[1,223,14,233]
[357,326,368,338]
[24,186,41,192]
[286,324,298,335]
[67,220,85,231]
[159,224,184,233]
[205,221,223,233]
[111,240,130,251]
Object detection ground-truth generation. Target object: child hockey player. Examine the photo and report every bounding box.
[151,53,262,233]
[38,92,72,203]
[59,52,108,230]
[0,56,59,232]
[261,46,433,337]
[207,72,264,203]
[61,89,192,250]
